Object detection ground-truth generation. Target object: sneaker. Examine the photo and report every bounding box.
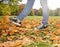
[34,24,48,30]
[10,17,21,26]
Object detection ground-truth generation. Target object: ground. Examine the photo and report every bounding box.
[0,16,60,47]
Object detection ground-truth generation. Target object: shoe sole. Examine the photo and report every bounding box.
[11,21,21,26]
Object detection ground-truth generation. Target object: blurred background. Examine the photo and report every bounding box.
[0,0,60,16]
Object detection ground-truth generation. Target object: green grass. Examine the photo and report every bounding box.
[0,16,60,19]
[0,16,3,19]
[22,42,52,47]
[26,16,60,19]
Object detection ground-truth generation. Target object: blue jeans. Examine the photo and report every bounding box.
[17,0,49,25]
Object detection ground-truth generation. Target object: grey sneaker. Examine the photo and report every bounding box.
[34,24,48,30]
[10,17,21,26]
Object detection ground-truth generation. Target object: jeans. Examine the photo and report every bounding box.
[17,0,49,25]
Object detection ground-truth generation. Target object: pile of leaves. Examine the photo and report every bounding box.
[0,15,60,47]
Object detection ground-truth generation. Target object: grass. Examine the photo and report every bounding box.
[22,42,52,47]
[0,16,3,19]
[0,16,60,19]
[0,16,60,47]
[26,16,60,19]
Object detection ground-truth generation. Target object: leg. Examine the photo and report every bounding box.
[40,0,49,25]
[10,0,35,26]
[34,0,49,29]
[17,0,35,21]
